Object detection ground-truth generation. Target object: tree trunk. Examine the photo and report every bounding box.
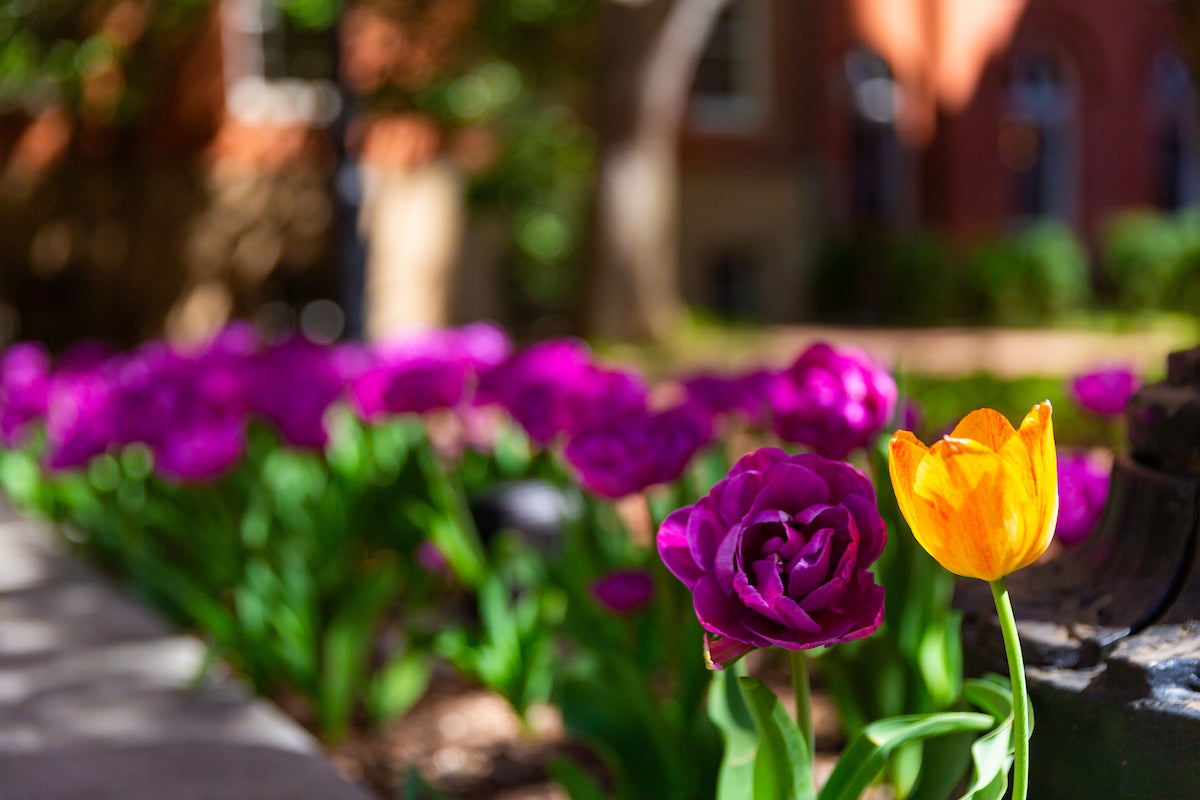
[587,0,730,341]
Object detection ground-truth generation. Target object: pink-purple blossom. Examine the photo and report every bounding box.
[0,342,52,447]
[1070,366,1141,418]
[766,343,897,460]
[475,339,648,445]
[591,570,655,614]
[564,404,713,499]
[350,323,512,420]
[1055,449,1110,547]
[658,447,886,668]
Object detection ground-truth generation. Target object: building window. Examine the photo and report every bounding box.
[843,47,907,225]
[1151,49,1200,210]
[708,247,761,319]
[1001,47,1079,223]
[688,0,771,133]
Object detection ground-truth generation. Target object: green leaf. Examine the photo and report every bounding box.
[318,569,400,741]
[369,648,434,724]
[708,669,761,800]
[817,712,994,800]
[740,678,815,800]
[957,677,1016,800]
[548,756,609,800]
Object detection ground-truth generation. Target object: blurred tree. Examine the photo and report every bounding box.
[587,0,729,341]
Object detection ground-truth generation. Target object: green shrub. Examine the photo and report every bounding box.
[966,221,1091,325]
[1101,209,1194,311]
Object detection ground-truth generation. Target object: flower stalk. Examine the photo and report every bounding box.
[990,577,1030,800]
[789,649,814,773]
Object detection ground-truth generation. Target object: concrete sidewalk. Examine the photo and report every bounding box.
[0,505,374,800]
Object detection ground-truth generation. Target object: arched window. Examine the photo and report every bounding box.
[689,0,771,133]
[1150,49,1200,209]
[1000,47,1079,223]
[843,48,907,225]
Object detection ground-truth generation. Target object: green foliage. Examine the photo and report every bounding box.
[0,0,211,122]
[1102,208,1200,314]
[813,230,963,326]
[903,373,1116,448]
[811,222,1093,327]
[966,222,1091,325]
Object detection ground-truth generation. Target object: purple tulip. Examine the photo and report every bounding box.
[1070,366,1141,417]
[1055,449,1110,547]
[680,369,772,426]
[0,342,52,447]
[44,365,119,470]
[246,336,347,449]
[657,447,886,669]
[767,343,897,460]
[44,339,251,482]
[564,404,713,499]
[350,323,512,420]
[476,339,648,445]
[591,570,655,614]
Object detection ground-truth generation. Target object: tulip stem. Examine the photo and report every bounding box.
[789,649,814,769]
[990,578,1031,800]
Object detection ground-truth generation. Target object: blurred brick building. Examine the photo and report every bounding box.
[679,0,1195,321]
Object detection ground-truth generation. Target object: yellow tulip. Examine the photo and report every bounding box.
[888,402,1058,581]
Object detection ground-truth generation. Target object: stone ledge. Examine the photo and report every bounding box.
[0,505,373,800]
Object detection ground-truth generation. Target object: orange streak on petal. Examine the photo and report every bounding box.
[949,407,1016,452]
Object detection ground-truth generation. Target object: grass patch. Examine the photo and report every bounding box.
[902,373,1120,448]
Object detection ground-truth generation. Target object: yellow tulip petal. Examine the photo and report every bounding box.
[887,402,1059,582]
[888,430,928,525]
[949,408,1016,453]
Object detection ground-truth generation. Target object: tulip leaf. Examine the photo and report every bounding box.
[708,675,815,800]
[549,756,610,800]
[816,712,994,800]
[368,647,434,725]
[956,676,1016,800]
[740,677,816,800]
[708,669,761,800]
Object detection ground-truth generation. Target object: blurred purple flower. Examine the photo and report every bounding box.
[45,364,119,471]
[476,339,648,445]
[417,541,450,574]
[44,339,251,481]
[0,342,52,447]
[657,447,886,668]
[1056,449,1110,547]
[901,397,924,433]
[246,336,347,449]
[767,343,897,460]
[351,323,512,420]
[1070,366,1141,418]
[564,404,713,499]
[591,570,655,614]
[680,369,772,426]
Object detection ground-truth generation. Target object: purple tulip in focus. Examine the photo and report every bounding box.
[476,339,648,445]
[767,343,897,460]
[657,447,886,669]
[1070,366,1141,417]
[564,404,713,499]
[591,570,655,614]
[0,343,52,447]
[1055,449,1110,547]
